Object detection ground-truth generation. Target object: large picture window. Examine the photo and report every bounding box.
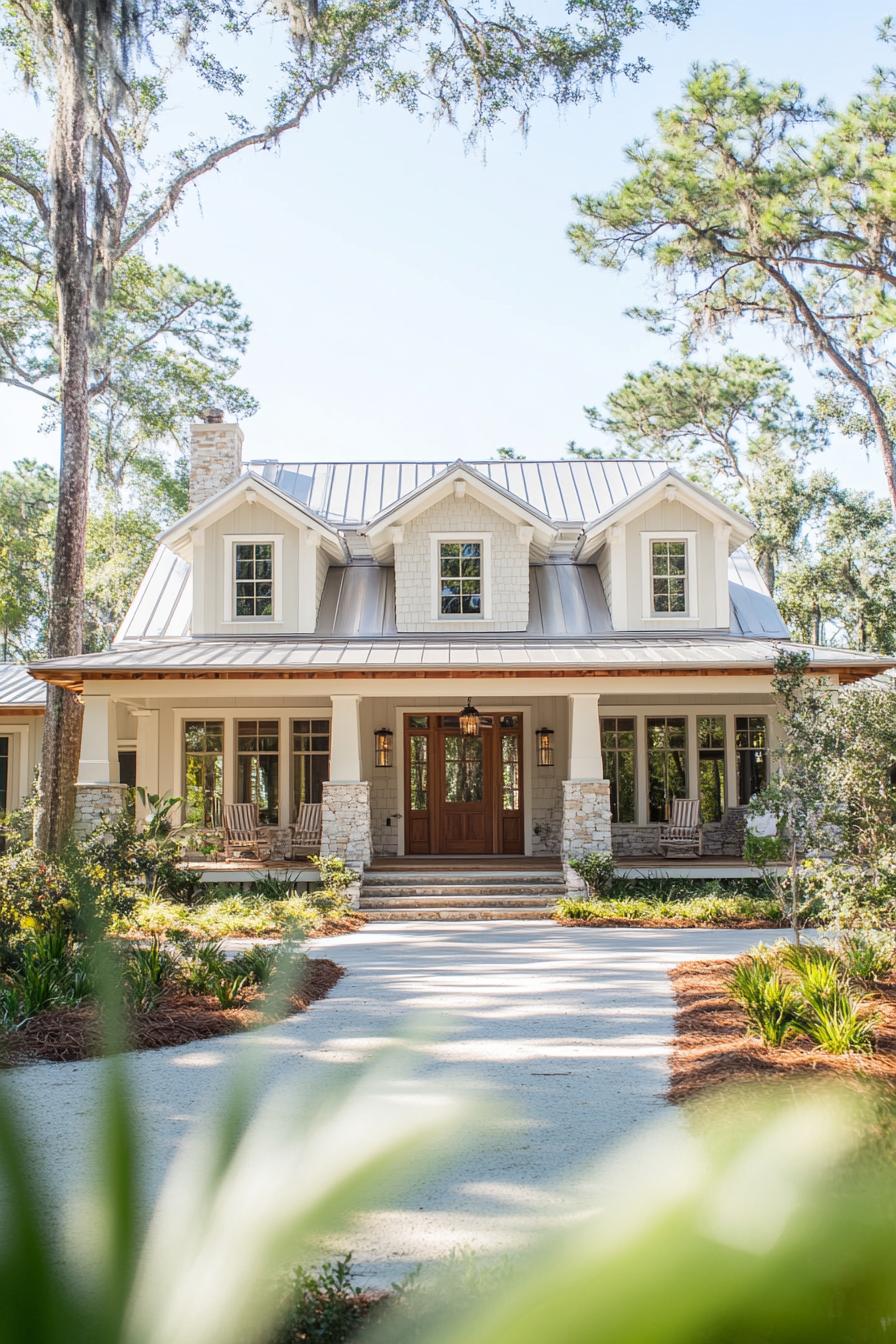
[439,541,482,617]
[234,541,274,618]
[237,719,279,823]
[698,715,726,822]
[292,719,329,818]
[183,720,223,826]
[601,717,636,823]
[647,716,688,822]
[650,540,688,614]
[736,716,769,804]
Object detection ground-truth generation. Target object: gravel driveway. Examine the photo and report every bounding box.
[4,922,766,1281]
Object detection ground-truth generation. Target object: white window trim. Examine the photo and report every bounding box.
[222,534,284,624]
[430,533,492,621]
[640,531,699,624]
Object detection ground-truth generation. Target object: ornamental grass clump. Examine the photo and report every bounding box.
[729,959,805,1047]
[838,930,896,983]
[730,940,884,1057]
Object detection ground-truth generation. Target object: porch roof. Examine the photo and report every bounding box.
[0,663,46,708]
[27,635,894,690]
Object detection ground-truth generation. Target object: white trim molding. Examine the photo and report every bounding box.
[640,530,699,625]
[222,533,284,625]
[430,532,493,622]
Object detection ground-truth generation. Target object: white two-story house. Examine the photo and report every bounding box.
[27,411,890,889]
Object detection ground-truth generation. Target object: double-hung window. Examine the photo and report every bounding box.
[735,716,769,804]
[183,720,224,826]
[438,540,483,617]
[292,719,330,816]
[646,716,688,822]
[237,719,279,823]
[698,715,726,821]
[601,717,636,823]
[234,542,274,617]
[650,540,688,615]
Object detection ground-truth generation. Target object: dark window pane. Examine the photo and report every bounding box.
[647,717,688,822]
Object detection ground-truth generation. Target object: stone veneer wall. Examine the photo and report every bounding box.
[531,760,562,855]
[188,420,244,510]
[370,767,399,856]
[610,807,748,858]
[393,493,530,633]
[561,780,611,892]
[320,781,372,867]
[72,783,129,842]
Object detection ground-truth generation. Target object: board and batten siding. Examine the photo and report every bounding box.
[623,498,720,630]
[191,501,325,636]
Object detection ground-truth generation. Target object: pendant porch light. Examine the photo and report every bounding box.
[458,698,481,736]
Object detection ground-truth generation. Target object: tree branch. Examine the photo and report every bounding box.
[0,166,49,227]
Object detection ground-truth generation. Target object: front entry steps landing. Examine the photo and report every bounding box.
[359,860,565,921]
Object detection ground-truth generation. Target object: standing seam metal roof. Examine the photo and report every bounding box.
[249,459,668,527]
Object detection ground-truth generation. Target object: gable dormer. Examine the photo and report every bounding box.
[160,473,345,636]
[365,462,556,633]
[575,470,754,632]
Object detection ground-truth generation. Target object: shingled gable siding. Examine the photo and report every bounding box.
[393,494,530,633]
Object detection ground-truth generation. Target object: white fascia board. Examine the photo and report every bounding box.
[160,473,347,561]
[575,469,754,560]
[365,461,556,560]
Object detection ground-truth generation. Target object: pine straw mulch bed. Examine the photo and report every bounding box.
[555,915,782,930]
[0,958,344,1068]
[668,958,896,1106]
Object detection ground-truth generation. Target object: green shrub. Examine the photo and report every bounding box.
[0,849,78,949]
[210,969,250,1009]
[802,989,879,1055]
[729,960,805,1046]
[274,1255,380,1344]
[569,851,616,898]
[837,930,896,981]
[743,831,786,866]
[555,892,781,927]
[231,943,278,987]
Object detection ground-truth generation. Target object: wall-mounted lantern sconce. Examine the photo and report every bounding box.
[374,727,394,767]
[458,699,481,737]
[535,727,555,767]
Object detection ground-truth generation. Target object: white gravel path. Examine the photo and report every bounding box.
[3,922,767,1281]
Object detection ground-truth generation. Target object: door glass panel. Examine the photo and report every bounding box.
[409,734,428,811]
[444,735,484,803]
[501,734,520,812]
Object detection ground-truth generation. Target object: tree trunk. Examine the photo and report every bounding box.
[757,549,775,596]
[33,3,90,852]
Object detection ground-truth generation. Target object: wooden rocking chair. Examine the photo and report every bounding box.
[291,802,322,857]
[658,798,703,858]
[222,802,272,862]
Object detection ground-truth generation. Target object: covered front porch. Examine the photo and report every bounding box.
[71,673,779,886]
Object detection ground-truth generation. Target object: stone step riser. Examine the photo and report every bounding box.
[363,874,563,884]
[362,909,554,921]
[360,885,564,898]
[360,898,556,909]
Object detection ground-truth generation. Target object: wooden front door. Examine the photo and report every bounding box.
[403,713,524,856]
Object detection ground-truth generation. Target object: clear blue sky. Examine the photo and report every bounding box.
[0,0,890,496]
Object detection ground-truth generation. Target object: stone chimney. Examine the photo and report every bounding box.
[189,408,244,510]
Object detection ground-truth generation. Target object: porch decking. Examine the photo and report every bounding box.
[183,853,776,883]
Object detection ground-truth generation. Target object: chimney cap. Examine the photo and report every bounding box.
[199,406,225,424]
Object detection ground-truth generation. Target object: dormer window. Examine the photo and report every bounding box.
[224,534,283,623]
[641,532,696,622]
[235,542,273,617]
[651,540,687,614]
[440,541,481,616]
[432,535,492,620]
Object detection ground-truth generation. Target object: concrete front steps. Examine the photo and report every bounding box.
[359,865,565,921]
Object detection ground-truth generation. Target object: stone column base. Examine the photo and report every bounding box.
[320,781,372,905]
[561,779,612,894]
[72,783,129,842]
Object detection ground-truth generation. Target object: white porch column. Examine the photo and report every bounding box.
[329,694,362,781]
[74,693,126,839]
[320,694,370,889]
[567,693,603,780]
[134,709,159,821]
[562,692,611,890]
